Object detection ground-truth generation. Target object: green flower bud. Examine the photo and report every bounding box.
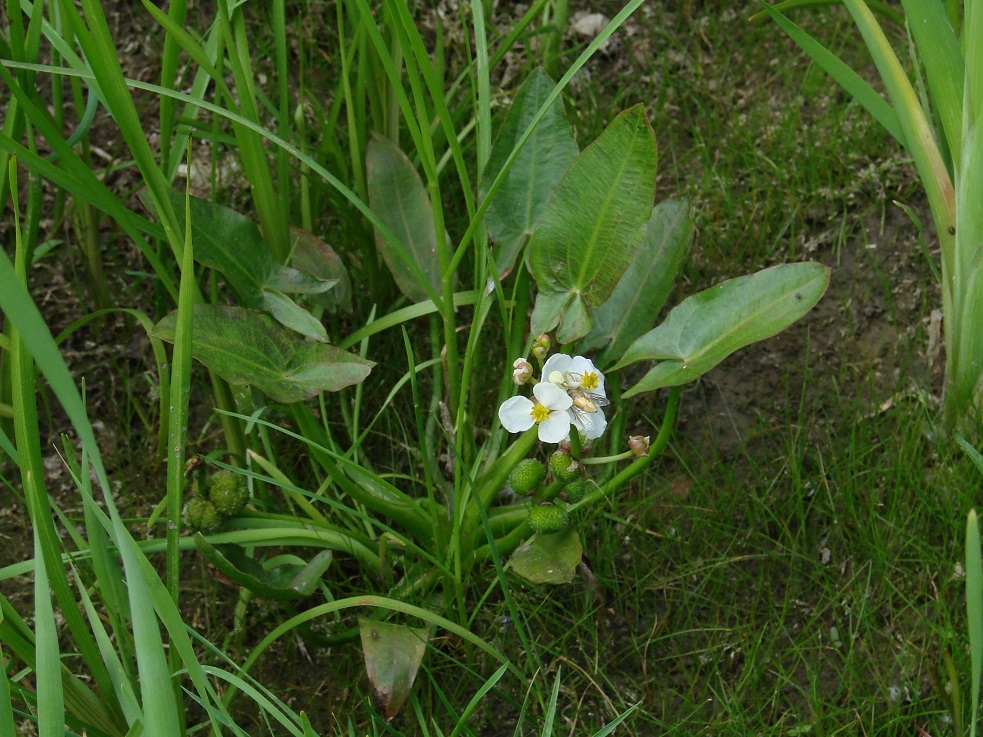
[207,470,249,516]
[564,478,590,504]
[528,502,570,534]
[184,497,223,533]
[508,459,546,494]
[549,452,580,483]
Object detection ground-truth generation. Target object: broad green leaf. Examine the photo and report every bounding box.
[359,618,429,720]
[614,263,830,398]
[366,134,442,303]
[288,227,352,312]
[580,198,693,367]
[481,68,578,276]
[160,189,333,306]
[529,105,657,343]
[151,305,373,403]
[508,526,582,584]
[194,535,333,601]
[260,289,329,343]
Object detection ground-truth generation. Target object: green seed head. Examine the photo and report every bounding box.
[528,502,570,534]
[184,497,223,533]
[564,478,590,504]
[207,470,249,516]
[509,459,547,494]
[549,452,580,483]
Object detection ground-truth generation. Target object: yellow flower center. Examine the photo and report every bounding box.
[529,404,551,423]
[580,371,599,391]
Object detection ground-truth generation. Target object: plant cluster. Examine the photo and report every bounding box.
[0,1,842,734]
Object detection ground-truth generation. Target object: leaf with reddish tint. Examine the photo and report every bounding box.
[288,227,352,312]
[359,618,429,720]
[366,135,442,303]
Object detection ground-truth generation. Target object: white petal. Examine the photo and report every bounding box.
[538,411,571,443]
[568,408,593,435]
[499,396,535,433]
[541,354,572,379]
[584,407,607,439]
[533,381,573,411]
[569,356,605,396]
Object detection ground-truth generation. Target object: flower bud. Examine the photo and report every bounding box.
[629,435,650,457]
[512,357,534,385]
[531,333,551,361]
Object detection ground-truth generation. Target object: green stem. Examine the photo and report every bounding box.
[581,450,636,465]
[576,386,681,510]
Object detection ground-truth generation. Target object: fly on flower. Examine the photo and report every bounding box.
[540,354,609,441]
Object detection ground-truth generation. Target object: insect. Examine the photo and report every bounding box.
[567,387,609,434]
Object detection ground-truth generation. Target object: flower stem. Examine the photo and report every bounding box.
[574,386,681,510]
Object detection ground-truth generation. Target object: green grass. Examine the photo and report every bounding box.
[1,0,977,735]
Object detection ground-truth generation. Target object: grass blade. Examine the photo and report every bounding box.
[899,0,964,164]
[758,2,904,144]
[967,509,983,737]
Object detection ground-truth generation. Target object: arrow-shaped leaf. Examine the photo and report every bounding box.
[161,189,333,306]
[613,263,830,397]
[529,105,657,343]
[359,619,429,720]
[194,534,333,601]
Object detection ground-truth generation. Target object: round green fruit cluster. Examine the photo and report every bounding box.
[563,478,590,504]
[183,470,249,533]
[509,459,546,493]
[528,502,569,534]
[549,452,581,483]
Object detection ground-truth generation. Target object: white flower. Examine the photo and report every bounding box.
[540,355,608,440]
[541,355,606,398]
[498,382,573,443]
